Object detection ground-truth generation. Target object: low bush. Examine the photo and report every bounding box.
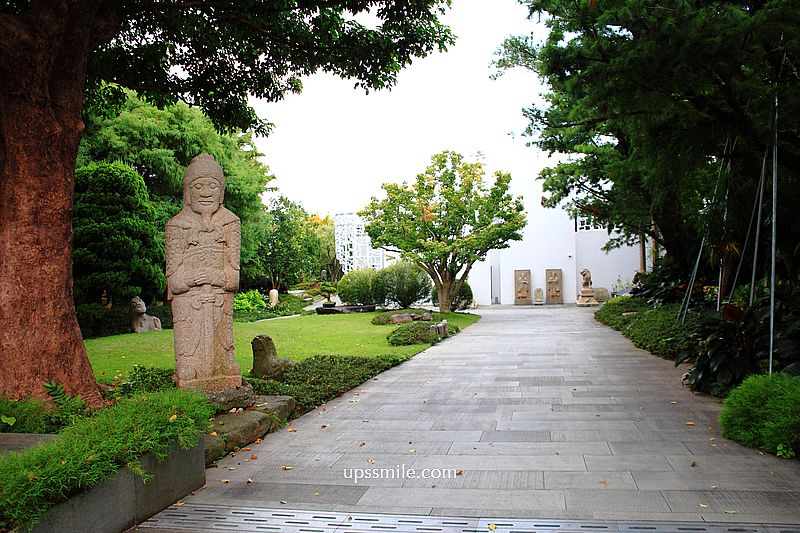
[337,268,384,305]
[0,389,214,530]
[594,296,649,330]
[233,290,307,321]
[595,297,697,360]
[0,382,92,434]
[387,321,441,346]
[247,354,410,414]
[376,261,432,308]
[111,365,176,398]
[0,398,52,434]
[719,373,800,457]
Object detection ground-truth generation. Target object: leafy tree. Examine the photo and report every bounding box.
[496,0,800,287]
[309,214,343,283]
[362,151,526,312]
[0,1,453,404]
[258,196,322,291]
[72,162,165,308]
[377,261,433,309]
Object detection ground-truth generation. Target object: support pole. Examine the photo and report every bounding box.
[769,94,778,374]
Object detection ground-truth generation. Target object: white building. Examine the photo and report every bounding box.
[334,213,385,273]
[470,178,648,305]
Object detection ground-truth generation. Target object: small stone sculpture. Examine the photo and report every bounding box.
[534,288,544,305]
[251,334,295,380]
[576,267,600,307]
[268,288,279,309]
[129,296,162,333]
[166,153,242,392]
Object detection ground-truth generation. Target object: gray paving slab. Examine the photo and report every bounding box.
[152,306,800,525]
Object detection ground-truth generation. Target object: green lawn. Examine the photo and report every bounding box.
[86,311,480,382]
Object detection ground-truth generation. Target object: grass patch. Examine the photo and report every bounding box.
[0,389,213,531]
[719,373,800,457]
[86,311,479,381]
[247,354,410,414]
[595,296,697,359]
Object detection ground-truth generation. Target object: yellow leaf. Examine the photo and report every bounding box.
[255,438,263,444]
[287,427,297,433]
[368,459,376,464]
[209,431,218,436]
[169,414,177,422]
[221,479,229,484]
[279,465,294,470]
[488,524,497,531]
[686,421,696,426]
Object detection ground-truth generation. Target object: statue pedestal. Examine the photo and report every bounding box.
[576,288,599,307]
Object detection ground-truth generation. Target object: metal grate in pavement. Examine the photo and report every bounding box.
[136,504,800,533]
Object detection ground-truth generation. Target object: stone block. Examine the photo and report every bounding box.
[390,313,414,324]
[205,381,255,411]
[205,410,272,465]
[253,394,296,420]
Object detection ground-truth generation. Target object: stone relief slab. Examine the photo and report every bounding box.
[546,268,563,304]
[514,269,532,305]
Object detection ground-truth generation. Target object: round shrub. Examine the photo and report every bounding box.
[387,321,440,346]
[376,261,433,308]
[233,289,268,321]
[337,268,382,305]
[719,373,800,456]
[431,281,473,311]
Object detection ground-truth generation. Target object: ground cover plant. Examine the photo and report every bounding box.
[0,389,213,531]
[387,321,460,346]
[86,311,479,381]
[595,296,697,359]
[247,354,409,414]
[719,373,800,458]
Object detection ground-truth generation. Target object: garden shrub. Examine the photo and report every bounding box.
[112,365,176,398]
[233,289,268,321]
[431,281,473,311]
[719,373,800,457]
[387,321,441,346]
[0,389,214,530]
[376,261,432,308]
[595,298,696,360]
[0,398,52,434]
[247,354,409,414]
[337,268,383,305]
[233,291,307,321]
[594,296,649,330]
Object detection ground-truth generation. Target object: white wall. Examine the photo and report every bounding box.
[575,230,642,296]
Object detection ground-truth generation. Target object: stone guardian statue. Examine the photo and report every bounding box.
[166,154,242,392]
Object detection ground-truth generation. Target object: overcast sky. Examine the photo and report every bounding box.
[251,0,553,217]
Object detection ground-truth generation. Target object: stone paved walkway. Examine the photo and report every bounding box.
[166,306,800,523]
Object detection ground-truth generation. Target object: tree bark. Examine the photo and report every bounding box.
[0,1,112,406]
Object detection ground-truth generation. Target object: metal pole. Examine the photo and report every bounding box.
[749,152,767,306]
[769,94,778,375]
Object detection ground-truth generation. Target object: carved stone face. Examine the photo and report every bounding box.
[188,177,222,214]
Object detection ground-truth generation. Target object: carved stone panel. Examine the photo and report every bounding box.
[514,269,532,305]
[545,268,563,304]
[534,288,544,305]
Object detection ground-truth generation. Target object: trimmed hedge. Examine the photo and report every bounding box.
[719,373,800,457]
[595,297,697,359]
[0,389,213,530]
[247,354,409,414]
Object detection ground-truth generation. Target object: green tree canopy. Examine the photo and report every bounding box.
[496,0,800,286]
[72,162,165,307]
[361,151,527,312]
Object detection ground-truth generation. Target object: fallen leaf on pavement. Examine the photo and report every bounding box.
[456,470,463,476]
[686,421,696,426]
[724,510,737,514]
[251,455,258,460]
[359,442,366,447]
[288,427,297,432]
[698,503,708,508]
[368,459,376,464]
[242,447,251,451]
[255,438,262,444]
[488,524,497,531]
[280,500,287,504]
[279,465,294,470]
[221,479,229,484]
[175,501,185,506]
[246,478,253,484]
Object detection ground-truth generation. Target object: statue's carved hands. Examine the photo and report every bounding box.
[185,268,225,288]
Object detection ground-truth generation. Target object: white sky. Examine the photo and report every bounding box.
[251,0,553,217]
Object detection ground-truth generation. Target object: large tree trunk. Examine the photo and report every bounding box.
[0,1,110,406]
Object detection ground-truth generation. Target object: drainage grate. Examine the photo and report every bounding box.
[136,504,800,533]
